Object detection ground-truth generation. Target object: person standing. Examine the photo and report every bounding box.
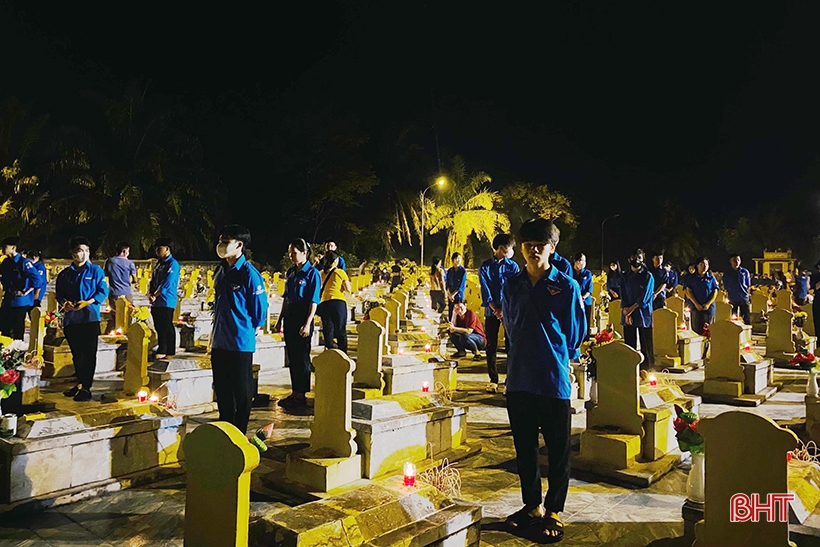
[650,250,669,310]
[621,248,655,369]
[448,297,486,359]
[274,238,320,410]
[148,238,180,359]
[0,237,39,340]
[445,252,467,319]
[572,253,593,341]
[324,239,347,271]
[56,237,108,402]
[429,256,447,313]
[684,257,719,335]
[318,251,351,353]
[794,268,810,306]
[665,262,679,297]
[723,254,751,324]
[502,218,584,543]
[104,241,137,309]
[390,262,403,292]
[26,250,48,309]
[606,260,623,300]
[478,234,520,393]
[210,225,268,434]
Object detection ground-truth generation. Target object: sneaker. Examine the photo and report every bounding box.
[73,389,92,402]
[450,351,467,359]
[473,353,483,361]
[278,395,296,408]
[63,385,80,398]
[485,383,498,393]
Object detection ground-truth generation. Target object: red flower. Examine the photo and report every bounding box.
[0,369,20,385]
[673,417,687,433]
[690,419,699,433]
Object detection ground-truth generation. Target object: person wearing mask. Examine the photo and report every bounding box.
[0,237,39,340]
[794,268,810,306]
[323,239,347,271]
[104,241,138,309]
[211,225,268,433]
[650,250,669,310]
[26,250,48,309]
[274,238,320,409]
[665,262,679,297]
[478,234,520,392]
[148,238,181,359]
[572,252,593,341]
[621,248,655,369]
[318,250,352,353]
[502,218,584,543]
[684,257,719,335]
[56,237,108,402]
[723,253,751,324]
[448,296,486,359]
[606,260,623,300]
[445,252,467,319]
[429,256,447,313]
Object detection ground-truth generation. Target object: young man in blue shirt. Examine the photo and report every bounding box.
[622,248,655,369]
[104,241,137,308]
[0,237,39,340]
[572,252,593,341]
[723,253,751,323]
[148,237,181,359]
[445,252,467,320]
[665,262,679,296]
[26,250,48,309]
[324,239,346,271]
[794,268,810,306]
[502,219,584,543]
[56,237,108,402]
[684,257,719,335]
[650,250,669,310]
[478,233,520,393]
[211,225,268,434]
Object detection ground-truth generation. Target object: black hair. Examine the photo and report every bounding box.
[519,218,560,245]
[652,250,665,258]
[430,256,442,276]
[451,251,462,261]
[69,236,91,250]
[728,252,741,259]
[289,238,311,257]
[492,233,514,249]
[116,241,131,254]
[608,260,622,273]
[572,252,586,262]
[1,236,19,247]
[452,295,466,305]
[28,249,41,258]
[696,256,709,265]
[154,237,173,250]
[323,250,339,273]
[324,238,337,245]
[220,225,251,248]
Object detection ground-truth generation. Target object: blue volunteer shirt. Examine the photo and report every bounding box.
[685,272,719,312]
[573,267,593,307]
[666,268,679,291]
[105,256,136,297]
[795,274,810,301]
[445,265,467,299]
[212,254,268,352]
[149,254,181,308]
[502,266,585,399]
[606,271,622,296]
[284,261,321,305]
[337,255,347,272]
[32,260,48,298]
[478,257,520,316]
[55,262,108,326]
[550,251,572,277]
[723,266,750,304]
[0,253,40,307]
[621,267,655,328]
[650,266,669,299]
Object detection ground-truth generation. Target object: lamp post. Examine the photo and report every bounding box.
[601,214,621,271]
[420,177,446,269]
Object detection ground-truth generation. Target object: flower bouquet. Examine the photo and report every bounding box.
[673,404,704,454]
[790,352,818,371]
[581,325,621,382]
[43,310,62,329]
[0,340,26,400]
[794,311,809,329]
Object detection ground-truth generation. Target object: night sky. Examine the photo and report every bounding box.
[3,1,820,266]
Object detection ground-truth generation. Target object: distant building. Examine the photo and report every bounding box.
[752,250,797,275]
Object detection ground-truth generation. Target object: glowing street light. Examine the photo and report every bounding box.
[420,177,447,269]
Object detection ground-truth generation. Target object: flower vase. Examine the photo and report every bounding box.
[589,379,598,404]
[808,369,820,398]
[686,452,705,504]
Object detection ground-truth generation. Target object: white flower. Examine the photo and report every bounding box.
[8,340,29,352]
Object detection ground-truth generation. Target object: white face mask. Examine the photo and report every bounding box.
[216,241,240,259]
[73,251,89,264]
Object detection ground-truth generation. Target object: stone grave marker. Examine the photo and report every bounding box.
[609,299,624,337]
[354,320,385,391]
[368,306,391,355]
[28,307,45,357]
[652,307,681,368]
[384,299,401,336]
[751,291,769,315]
[766,308,795,356]
[775,289,793,310]
[184,422,260,547]
[704,320,774,404]
[801,303,816,337]
[694,411,798,547]
[124,322,151,395]
[115,297,131,331]
[47,292,57,313]
[715,300,732,322]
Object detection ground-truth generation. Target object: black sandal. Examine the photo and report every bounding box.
[537,515,564,544]
[505,506,542,531]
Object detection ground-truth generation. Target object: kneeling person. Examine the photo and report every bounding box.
[448,296,486,359]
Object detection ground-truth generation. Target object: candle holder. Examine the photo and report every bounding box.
[137,389,148,403]
[648,374,657,387]
[403,462,416,487]
[422,381,430,393]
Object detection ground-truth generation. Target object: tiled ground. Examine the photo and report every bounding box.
[0,348,816,546]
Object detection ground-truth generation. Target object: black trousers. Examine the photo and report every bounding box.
[151,306,176,355]
[582,304,592,340]
[730,299,751,324]
[0,303,30,340]
[211,348,254,434]
[485,313,508,384]
[690,309,714,336]
[652,295,666,310]
[507,392,571,512]
[624,324,654,369]
[430,290,446,313]
[319,299,348,353]
[284,306,313,393]
[64,322,100,389]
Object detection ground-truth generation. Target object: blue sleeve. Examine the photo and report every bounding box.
[247,269,268,329]
[478,264,492,306]
[162,259,180,293]
[741,270,750,293]
[307,269,321,305]
[92,267,109,305]
[130,261,137,276]
[562,280,586,358]
[338,256,347,271]
[55,272,67,304]
[458,268,467,294]
[642,274,655,308]
[22,259,39,283]
[583,271,593,295]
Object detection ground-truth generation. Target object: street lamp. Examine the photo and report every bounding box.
[420,177,446,268]
[601,214,621,272]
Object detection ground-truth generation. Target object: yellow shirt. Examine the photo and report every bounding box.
[321,268,349,302]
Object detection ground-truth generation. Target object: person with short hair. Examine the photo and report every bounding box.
[211,225,268,433]
[606,260,623,300]
[478,233,520,392]
[665,262,679,296]
[0,236,39,339]
[148,237,180,359]
[794,267,810,307]
[684,256,719,335]
[104,241,137,309]
[650,250,669,310]
[274,238,320,409]
[502,218,584,543]
[621,248,655,369]
[448,296,486,359]
[56,237,108,402]
[445,252,467,319]
[390,262,403,292]
[318,250,352,353]
[429,256,447,313]
[723,253,751,323]
[26,250,48,309]
[324,239,346,271]
[572,252,593,341]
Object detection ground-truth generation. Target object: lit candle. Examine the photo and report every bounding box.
[648,374,657,387]
[137,389,148,403]
[422,381,430,393]
[732,314,738,321]
[398,350,404,355]
[403,462,416,486]
[744,344,751,351]
[109,330,116,336]
[149,394,159,404]
[115,328,123,336]
[424,344,431,353]
[421,327,426,333]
